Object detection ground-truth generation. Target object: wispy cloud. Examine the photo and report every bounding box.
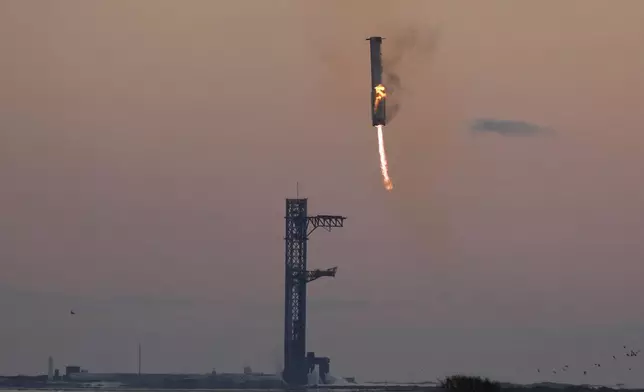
[471,118,552,136]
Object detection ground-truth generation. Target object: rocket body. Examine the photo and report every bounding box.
[367,36,386,126]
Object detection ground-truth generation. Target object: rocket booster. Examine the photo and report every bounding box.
[367,36,386,127]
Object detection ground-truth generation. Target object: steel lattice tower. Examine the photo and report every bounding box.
[283,198,345,386]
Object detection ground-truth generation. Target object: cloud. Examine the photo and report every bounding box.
[471,118,552,136]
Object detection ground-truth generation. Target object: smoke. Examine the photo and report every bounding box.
[471,118,553,136]
[382,27,439,123]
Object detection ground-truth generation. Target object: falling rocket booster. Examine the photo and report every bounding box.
[366,36,393,191]
[367,36,386,127]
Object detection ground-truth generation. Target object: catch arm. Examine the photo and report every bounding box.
[305,267,338,283]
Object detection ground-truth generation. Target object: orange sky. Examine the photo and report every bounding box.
[2,0,644,386]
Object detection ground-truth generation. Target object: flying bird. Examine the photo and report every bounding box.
[70,310,75,315]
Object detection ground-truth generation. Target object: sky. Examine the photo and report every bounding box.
[2,0,644,386]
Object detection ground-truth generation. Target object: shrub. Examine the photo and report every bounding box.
[439,375,501,392]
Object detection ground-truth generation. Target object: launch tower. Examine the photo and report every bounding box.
[283,198,346,386]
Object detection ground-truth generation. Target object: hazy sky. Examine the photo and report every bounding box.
[2,0,644,386]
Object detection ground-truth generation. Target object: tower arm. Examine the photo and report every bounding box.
[305,267,337,283]
[307,215,347,236]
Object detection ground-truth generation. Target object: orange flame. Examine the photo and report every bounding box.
[376,125,393,191]
[373,84,386,113]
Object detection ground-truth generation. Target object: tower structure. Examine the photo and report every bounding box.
[138,343,141,376]
[47,356,54,381]
[283,198,346,386]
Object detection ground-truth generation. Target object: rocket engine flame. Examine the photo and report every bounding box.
[375,125,393,191]
[373,84,387,113]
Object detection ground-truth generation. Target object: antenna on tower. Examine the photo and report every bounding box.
[138,343,141,376]
[296,182,299,199]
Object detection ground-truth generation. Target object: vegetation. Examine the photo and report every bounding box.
[439,375,501,392]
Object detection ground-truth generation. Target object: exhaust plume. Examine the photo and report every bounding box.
[376,124,393,191]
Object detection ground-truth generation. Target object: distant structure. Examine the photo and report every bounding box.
[66,367,284,388]
[138,343,141,376]
[47,356,54,381]
[65,365,81,379]
[282,197,346,386]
